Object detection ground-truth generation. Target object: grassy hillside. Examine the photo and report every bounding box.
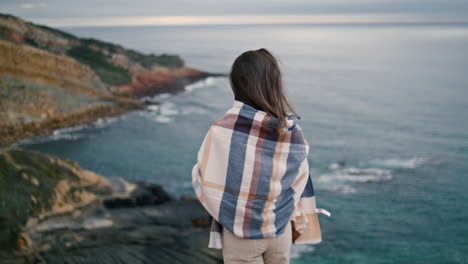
[0,13,185,86]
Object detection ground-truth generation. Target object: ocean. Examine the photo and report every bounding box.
[17,23,468,263]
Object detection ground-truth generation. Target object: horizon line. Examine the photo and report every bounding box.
[28,14,468,28]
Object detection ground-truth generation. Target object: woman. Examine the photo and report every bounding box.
[192,48,330,263]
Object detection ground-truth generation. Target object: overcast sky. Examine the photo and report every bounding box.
[1,0,468,27]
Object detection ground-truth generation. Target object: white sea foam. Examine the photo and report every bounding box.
[179,105,209,115]
[35,221,76,232]
[148,92,172,100]
[53,124,88,135]
[152,101,178,115]
[320,156,428,194]
[318,163,395,194]
[18,128,87,145]
[92,116,122,128]
[368,157,428,169]
[319,167,392,184]
[154,115,173,123]
[52,133,86,141]
[141,76,224,123]
[107,177,137,195]
[82,218,113,229]
[291,244,315,259]
[328,184,358,194]
[16,114,128,146]
[151,101,179,123]
[48,115,122,140]
[146,105,159,112]
[145,100,210,123]
[35,217,113,231]
[185,76,223,91]
[328,161,346,170]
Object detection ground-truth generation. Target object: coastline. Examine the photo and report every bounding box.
[0,72,225,148]
[0,148,222,263]
[0,13,226,148]
[0,13,225,263]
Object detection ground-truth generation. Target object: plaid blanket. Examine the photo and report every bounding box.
[192,100,330,249]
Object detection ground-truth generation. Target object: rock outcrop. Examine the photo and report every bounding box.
[0,148,111,255]
[0,148,221,264]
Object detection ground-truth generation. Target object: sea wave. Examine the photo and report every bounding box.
[144,101,179,123]
[17,126,88,145]
[145,101,210,123]
[16,115,125,146]
[140,76,223,123]
[35,217,113,232]
[367,157,428,169]
[291,244,315,259]
[319,156,428,194]
[185,76,224,91]
[317,166,393,194]
[318,167,392,184]
[82,218,114,230]
[92,115,123,128]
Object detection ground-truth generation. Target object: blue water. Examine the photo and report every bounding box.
[18,24,468,263]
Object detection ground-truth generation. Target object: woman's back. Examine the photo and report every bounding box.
[192,48,330,264]
[193,99,309,238]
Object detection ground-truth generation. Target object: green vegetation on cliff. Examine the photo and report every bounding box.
[138,53,185,68]
[0,149,84,251]
[0,13,186,87]
[0,13,212,147]
[67,45,132,85]
[79,37,185,68]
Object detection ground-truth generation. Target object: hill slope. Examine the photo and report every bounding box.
[0,13,221,146]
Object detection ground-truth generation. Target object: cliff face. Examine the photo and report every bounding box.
[0,40,110,124]
[0,148,221,263]
[0,13,220,146]
[0,14,79,54]
[0,35,145,146]
[0,148,111,251]
[0,13,194,89]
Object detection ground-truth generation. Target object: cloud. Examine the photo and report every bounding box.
[20,3,47,9]
[2,0,467,23]
[20,3,34,8]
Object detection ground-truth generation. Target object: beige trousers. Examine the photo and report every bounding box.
[222,221,292,264]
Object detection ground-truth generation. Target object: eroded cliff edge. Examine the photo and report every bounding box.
[0,148,221,264]
[0,13,224,147]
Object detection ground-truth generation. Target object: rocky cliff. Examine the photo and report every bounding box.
[0,148,221,264]
[0,13,222,147]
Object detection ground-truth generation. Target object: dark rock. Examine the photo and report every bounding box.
[102,197,136,208]
[0,148,222,263]
[103,181,172,209]
[30,199,221,263]
[141,98,161,105]
[142,199,211,227]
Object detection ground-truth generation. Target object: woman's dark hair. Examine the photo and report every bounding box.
[229,48,300,134]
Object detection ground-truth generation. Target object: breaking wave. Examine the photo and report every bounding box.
[367,157,428,169]
[16,115,125,146]
[291,244,315,259]
[185,76,224,91]
[144,101,210,124]
[319,156,428,194]
[318,167,393,185]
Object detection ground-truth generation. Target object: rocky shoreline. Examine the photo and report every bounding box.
[0,13,226,148]
[0,13,225,263]
[0,100,142,147]
[0,148,222,264]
